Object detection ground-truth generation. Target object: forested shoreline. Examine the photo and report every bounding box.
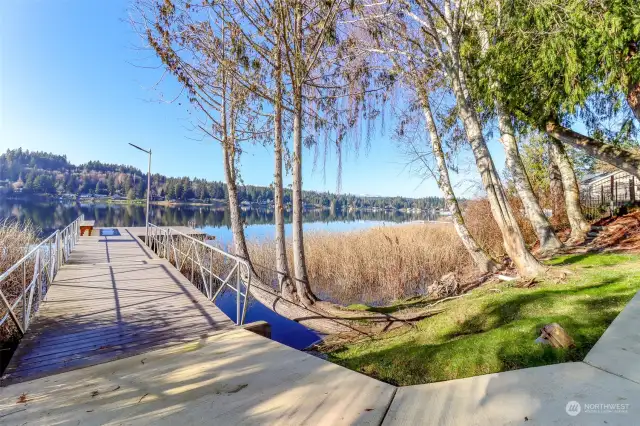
[0,148,445,211]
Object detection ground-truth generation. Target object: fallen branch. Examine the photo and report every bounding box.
[497,274,518,281]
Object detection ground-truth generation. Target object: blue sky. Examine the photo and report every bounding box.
[1,1,506,198]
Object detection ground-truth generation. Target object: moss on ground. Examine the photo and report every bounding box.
[325,252,640,386]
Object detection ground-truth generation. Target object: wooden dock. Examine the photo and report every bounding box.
[1,227,234,385]
[114,226,207,238]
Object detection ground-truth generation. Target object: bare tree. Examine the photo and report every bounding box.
[353,0,544,276]
[133,1,267,260]
[278,0,353,306]
[345,9,500,274]
[225,0,298,300]
[272,4,297,300]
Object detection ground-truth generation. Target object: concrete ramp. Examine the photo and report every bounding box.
[585,290,640,384]
[0,329,396,425]
[382,362,640,425]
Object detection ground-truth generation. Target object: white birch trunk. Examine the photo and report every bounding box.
[273,22,296,301]
[290,1,316,306]
[548,149,565,226]
[443,40,544,277]
[419,91,499,273]
[548,138,591,242]
[498,112,563,253]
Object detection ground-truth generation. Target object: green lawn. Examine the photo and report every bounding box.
[325,252,640,386]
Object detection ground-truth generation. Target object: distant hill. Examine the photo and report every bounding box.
[0,148,445,211]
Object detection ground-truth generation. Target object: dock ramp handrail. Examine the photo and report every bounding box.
[0,214,84,334]
[146,224,251,325]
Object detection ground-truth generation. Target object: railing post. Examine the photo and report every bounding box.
[32,252,39,326]
[48,238,53,283]
[236,262,241,325]
[44,241,50,302]
[22,262,27,331]
[56,230,60,273]
[209,250,214,300]
[164,230,168,259]
[240,264,250,326]
[167,229,171,262]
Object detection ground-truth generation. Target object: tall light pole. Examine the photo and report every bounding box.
[129,143,152,242]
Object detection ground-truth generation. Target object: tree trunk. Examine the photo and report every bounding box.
[220,63,249,259]
[291,89,316,306]
[274,110,296,300]
[290,2,316,306]
[628,79,640,122]
[545,119,640,179]
[458,106,543,276]
[548,138,590,242]
[498,112,563,253]
[473,23,560,253]
[626,42,640,121]
[548,150,566,227]
[443,46,544,277]
[273,24,296,301]
[223,143,250,258]
[419,91,499,273]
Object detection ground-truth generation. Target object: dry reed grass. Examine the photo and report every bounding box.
[163,198,545,307]
[462,198,537,258]
[248,223,473,305]
[0,219,40,342]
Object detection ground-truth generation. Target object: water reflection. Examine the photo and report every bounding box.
[0,200,437,238]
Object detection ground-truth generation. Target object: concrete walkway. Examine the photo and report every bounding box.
[584,291,640,384]
[383,363,639,425]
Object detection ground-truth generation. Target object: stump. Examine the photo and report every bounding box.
[427,272,459,298]
[535,323,574,348]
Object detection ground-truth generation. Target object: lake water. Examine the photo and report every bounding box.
[1,199,438,349]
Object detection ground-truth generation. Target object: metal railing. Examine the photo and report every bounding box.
[581,172,637,220]
[0,214,84,335]
[146,224,251,325]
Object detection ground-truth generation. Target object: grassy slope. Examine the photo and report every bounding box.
[326,252,640,386]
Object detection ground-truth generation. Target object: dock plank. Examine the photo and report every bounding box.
[2,229,235,386]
